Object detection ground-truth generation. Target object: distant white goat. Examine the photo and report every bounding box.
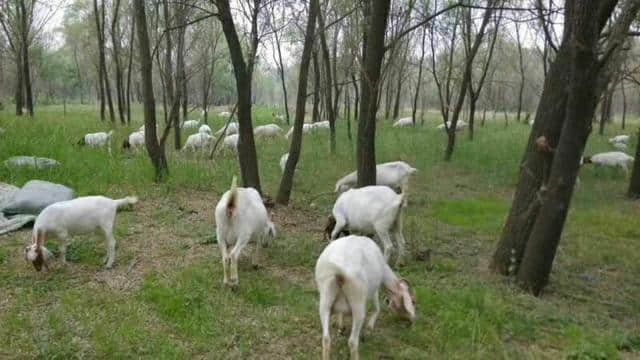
[285,123,315,139]
[199,124,212,134]
[24,195,138,271]
[182,120,200,129]
[254,124,282,138]
[315,235,416,360]
[335,161,418,193]
[78,131,114,148]
[392,117,413,127]
[612,142,628,151]
[222,133,239,152]
[183,132,215,152]
[137,125,145,132]
[215,122,238,136]
[313,120,330,129]
[123,130,145,150]
[325,186,407,263]
[608,135,630,145]
[214,177,276,286]
[583,151,635,174]
[219,111,232,118]
[436,120,468,131]
[273,113,285,122]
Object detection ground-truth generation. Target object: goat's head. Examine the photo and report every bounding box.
[77,137,86,146]
[323,215,336,241]
[122,139,131,149]
[386,278,416,323]
[582,156,593,165]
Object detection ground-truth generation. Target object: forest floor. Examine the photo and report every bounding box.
[1,105,639,359]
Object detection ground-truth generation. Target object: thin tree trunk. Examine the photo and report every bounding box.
[515,20,526,123]
[101,0,116,123]
[312,50,321,123]
[621,79,626,130]
[14,52,24,116]
[126,15,135,124]
[273,27,290,125]
[276,0,318,205]
[356,0,391,187]
[628,128,640,198]
[412,25,426,125]
[317,6,336,153]
[133,0,168,181]
[93,0,105,121]
[19,0,33,116]
[392,42,409,120]
[111,0,126,124]
[351,73,359,122]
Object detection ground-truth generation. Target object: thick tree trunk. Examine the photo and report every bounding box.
[216,0,262,193]
[628,128,640,198]
[276,0,317,205]
[356,0,391,187]
[317,7,336,153]
[517,2,601,295]
[134,0,168,181]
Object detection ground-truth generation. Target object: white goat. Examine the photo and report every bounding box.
[123,130,145,150]
[326,186,406,264]
[335,161,418,193]
[313,120,331,129]
[583,151,635,174]
[219,111,232,118]
[199,124,212,134]
[182,120,200,129]
[214,177,276,286]
[608,135,630,145]
[612,142,628,151]
[215,122,239,136]
[315,235,416,360]
[285,123,315,139]
[436,120,468,131]
[137,125,145,132]
[24,195,138,271]
[183,132,215,152]
[254,124,282,138]
[78,131,114,147]
[392,117,413,127]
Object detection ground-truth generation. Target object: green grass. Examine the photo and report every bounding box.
[0,104,639,359]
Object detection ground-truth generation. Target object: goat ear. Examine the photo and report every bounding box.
[398,279,416,319]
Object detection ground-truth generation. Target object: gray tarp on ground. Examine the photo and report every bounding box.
[4,156,61,169]
[0,183,36,236]
[2,180,75,216]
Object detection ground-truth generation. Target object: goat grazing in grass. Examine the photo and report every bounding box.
[325,186,407,264]
[583,151,635,175]
[334,161,417,193]
[315,235,416,360]
[214,177,276,287]
[122,130,145,150]
[25,195,138,271]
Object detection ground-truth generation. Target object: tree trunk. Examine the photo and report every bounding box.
[133,0,168,181]
[517,1,601,295]
[515,20,526,123]
[383,73,393,120]
[621,79,626,130]
[392,43,409,120]
[412,25,426,125]
[19,0,33,116]
[93,0,105,122]
[273,28,290,125]
[312,50,321,123]
[126,16,135,124]
[356,0,391,187]
[351,73,359,121]
[111,0,126,124]
[628,128,640,198]
[276,0,318,205]
[468,94,476,140]
[173,5,187,150]
[216,0,262,193]
[14,52,24,116]
[317,7,336,153]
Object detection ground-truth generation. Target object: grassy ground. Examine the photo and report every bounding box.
[0,105,639,359]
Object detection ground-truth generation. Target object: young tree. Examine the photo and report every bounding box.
[628,128,640,198]
[93,0,115,122]
[134,0,169,181]
[214,0,262,193]
[356,0,392,187]
[411,24,426,125]
[276,0,318,205]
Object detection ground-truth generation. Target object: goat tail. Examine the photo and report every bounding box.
[114,196,139,210]
[226,176,238,218]
[267,221,276,238]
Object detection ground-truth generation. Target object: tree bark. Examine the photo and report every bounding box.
[126,16,135,124]
[515,19,526,123]
[216,0,262,193]
[276,0,318,205]
[621,79,626,130]
[14,51,24,116]
[312,49,321,123]
[19,0,33,116]
[412,25,426,125]
[111,0,126,124]
[272,18,290,125]
[356,0,391,187]
[351,73,359,122]
[93,0,105,121]
[133,0,168,181]
[392,42,409,120]
[628,128,640,198]
[317,6,336,153]
[517,1,602,295]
